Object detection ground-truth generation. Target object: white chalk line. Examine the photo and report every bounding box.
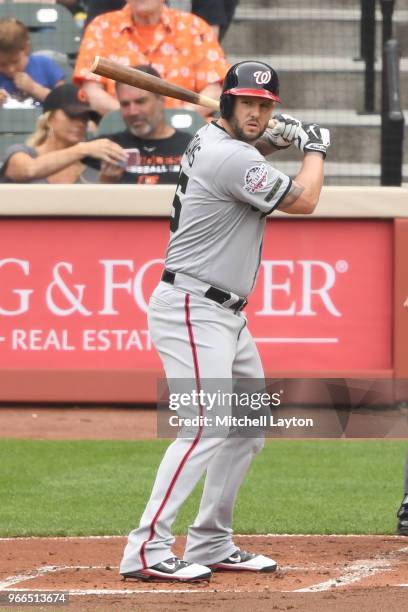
[293,544,408,592]
[3,585,408,597]
[293,559,392,592]
[0,563,315,591]
[0,563,321,598]
[0,587,273,596]
[0,544,406,596]
[0,566,107,590]
[1,553,407,597]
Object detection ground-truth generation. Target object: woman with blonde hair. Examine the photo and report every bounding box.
[0,84,126,183]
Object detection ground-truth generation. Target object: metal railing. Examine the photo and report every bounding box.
[360,0,398,113]
[361,0,405,185]
[380,39,404,186]
[360,0,376,113]
[380,0,404,186]
[380,0,395,45]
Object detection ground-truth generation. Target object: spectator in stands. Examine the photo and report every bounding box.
[0,83,127,183]
[84,1,239,40]
[91,64,192,184]
[0,18,65,106]
[73,0,228,117]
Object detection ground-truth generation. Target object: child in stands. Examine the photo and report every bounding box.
[0,18,65,106]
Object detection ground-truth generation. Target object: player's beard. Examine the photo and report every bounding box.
[229,116,266,143]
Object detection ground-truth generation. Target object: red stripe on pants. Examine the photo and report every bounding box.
[140,293,204,568]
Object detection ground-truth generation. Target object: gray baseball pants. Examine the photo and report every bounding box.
[120,280,265,574]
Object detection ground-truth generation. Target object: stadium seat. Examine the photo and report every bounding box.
[0,108,42,135]
[0,107,40,165]
[0,133,33,170]
[95,111,125,136]
[164,109,205,134]
[96,108,205,136]
[0,2,81,60]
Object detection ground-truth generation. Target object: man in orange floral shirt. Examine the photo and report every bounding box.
[73,0,229,116]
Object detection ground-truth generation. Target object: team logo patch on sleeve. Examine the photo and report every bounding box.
[243,164,268,193]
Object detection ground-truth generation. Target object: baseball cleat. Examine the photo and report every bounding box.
[209,549,278,572]
[121,557,212,582]
[397,494,408,536]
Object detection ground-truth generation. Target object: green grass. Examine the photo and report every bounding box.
[0,439,406,536]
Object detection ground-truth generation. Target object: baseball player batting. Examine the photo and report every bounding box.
[120,60,330,582]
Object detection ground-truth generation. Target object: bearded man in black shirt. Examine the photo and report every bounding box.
[97,65,194,185]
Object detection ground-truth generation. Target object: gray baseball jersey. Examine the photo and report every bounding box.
[165,122,292,296]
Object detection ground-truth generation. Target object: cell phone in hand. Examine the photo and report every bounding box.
[124,148,141,172]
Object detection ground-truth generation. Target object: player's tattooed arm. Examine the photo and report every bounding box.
[277,180,305,212]
[278,151,324,214]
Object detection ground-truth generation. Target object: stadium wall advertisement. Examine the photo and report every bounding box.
[0,216,401,402]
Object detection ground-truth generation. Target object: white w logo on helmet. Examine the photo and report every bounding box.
[253,70,271,85]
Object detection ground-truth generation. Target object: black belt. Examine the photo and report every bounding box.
[161,270,247,312]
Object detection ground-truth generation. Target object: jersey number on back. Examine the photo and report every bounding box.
[170,170,189,233]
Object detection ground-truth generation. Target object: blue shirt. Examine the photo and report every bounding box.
[0,54,65,99]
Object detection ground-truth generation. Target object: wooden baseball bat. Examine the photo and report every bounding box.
[90,56,276,127]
